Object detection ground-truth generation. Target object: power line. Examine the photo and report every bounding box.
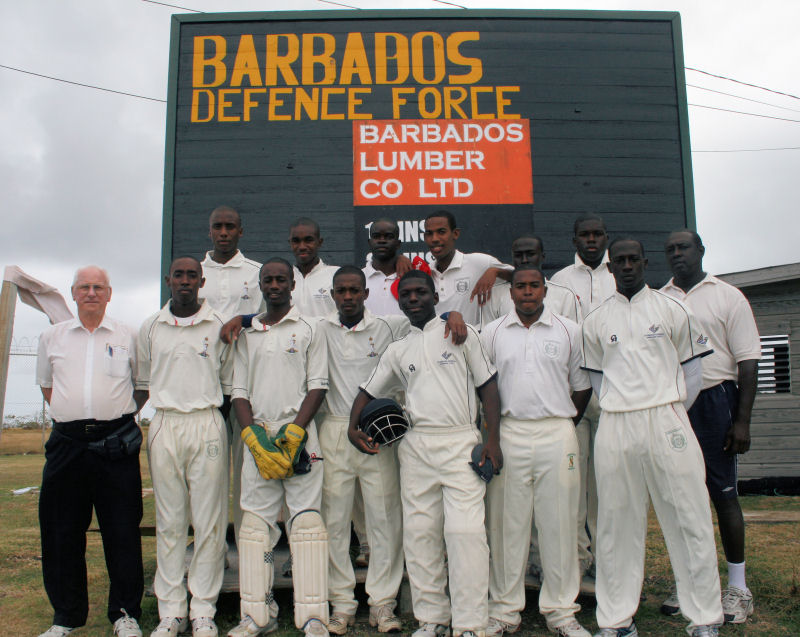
[687,83,800,114]
[692,146,800,153]
[0,64,166,103]
[141,0,202,11]
[688,103,800,124]
[686,67,800,101]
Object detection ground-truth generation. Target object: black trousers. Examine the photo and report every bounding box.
[39,426,144,627]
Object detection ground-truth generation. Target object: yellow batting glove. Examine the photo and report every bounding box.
[241,424,292,480]
[274,423,308,477]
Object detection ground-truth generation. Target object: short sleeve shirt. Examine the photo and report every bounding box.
[550,252,616,318]
[37,315,138,421]
[362,318,496,427]
[292,260,339,319]
[200,250,263,320]
[430,250,509,326]
[363,262,402,316]
[661,275,761,389]
[137,300,233,412]
[481,278,581,328]
[232,306,329,425]
[319,310,409,416]
[581,286,711,412]
[482,308,590,420]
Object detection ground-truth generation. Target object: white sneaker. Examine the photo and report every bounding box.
[38,627,75,637]
[549,618,591,637]
[369,605,402,633]
[114,610,143,637]
[660,585,680,616]
[593,623,638,637]
[151,617,189,637]
[302,618,329,637]
[722,586,754,624]
[486,617,520,637]
[690,626,719,637]
[227,615,278,637]
[328,613,355,635]
[412,623,451,637]
[192,617,218,637]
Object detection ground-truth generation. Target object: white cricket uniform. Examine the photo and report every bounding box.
[200,249,263,546]
[292,260,339,318]
[661,274,761,390]
[550,251,616,567]
[318,310,408,616]
[232,306,328,537]
[581,286,723,630]
[430,250,508,326]
[362,318,496,634]
[481,309,590,630]
[363,262,402,316]
[137,300,232,620]
[480,278,581,328]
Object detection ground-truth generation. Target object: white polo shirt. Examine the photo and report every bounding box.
[137,300,233,413]
[481,308,590,420]
[581,286,711,413]
[292,260,339,319]
[362,318,496,428]
[550,252,616,318]
[319,310,409,417]
[480,278,581,328]
[37,315,138,422]
[363,262,402,316]
[661,275,761,390]
[430,250,508,326]
[200,250,263,320]
[232,306,328,426]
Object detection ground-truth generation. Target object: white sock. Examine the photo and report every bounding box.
[727,560,746,591]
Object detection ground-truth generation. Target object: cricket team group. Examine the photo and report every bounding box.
[35,207,761,637]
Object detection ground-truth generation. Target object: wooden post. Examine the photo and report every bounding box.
[0,280,18,443]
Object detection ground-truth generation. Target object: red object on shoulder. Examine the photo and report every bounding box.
[390,256,432,300]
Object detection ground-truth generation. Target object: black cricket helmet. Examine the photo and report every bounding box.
[359,398,410,446]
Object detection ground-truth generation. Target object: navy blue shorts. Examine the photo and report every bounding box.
[687,380,739,501]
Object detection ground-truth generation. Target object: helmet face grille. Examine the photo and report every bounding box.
[362,410,409,446]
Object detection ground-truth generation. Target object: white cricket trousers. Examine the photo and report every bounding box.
[398,424,488,634]
[226,410,245,546]
[488,416,581,629]
[594,403,724,630]
[239,419,324,541]
[319,415,404,616]
[148,408,229,619]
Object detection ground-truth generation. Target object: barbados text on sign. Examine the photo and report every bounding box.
[353,119,533,206]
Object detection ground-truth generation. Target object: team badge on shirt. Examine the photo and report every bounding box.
[609,334,618,344]
[408,364,416,372]
[567,453,576,470]
[286,334,298,353]
[455,278,470,294]
[438,351,456,366]
[314,287,328,299]
[241,283,250,300]
[366,337,378,357]
[665,428,687,452]
[543,340,560,358]
[696,334,708,345]
[198,337,210,357]
[645,323,664,339]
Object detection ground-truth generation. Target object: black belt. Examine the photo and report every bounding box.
[53,413,136,441]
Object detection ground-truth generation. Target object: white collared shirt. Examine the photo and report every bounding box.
[480,278,582,328]
[661,275,761,389]
[232,306,328,425]
[430,250,508,326]
[581,286,711,412]
[319,310,409,416]
[363,262,402,316]
[292,259,339,319]
[200,250,263,320]
[362,317,496,428]
[37,315,138,422]
[482,308,590,420]
[136,300,233,412]
[550,252,616,319]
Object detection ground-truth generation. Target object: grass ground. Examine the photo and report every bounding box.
[1,429,798,636]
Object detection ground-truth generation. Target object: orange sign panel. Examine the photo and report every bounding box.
[353,119,533,206]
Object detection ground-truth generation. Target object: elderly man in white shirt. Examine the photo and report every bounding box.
[138,256,233,637]
[37,265,147,637]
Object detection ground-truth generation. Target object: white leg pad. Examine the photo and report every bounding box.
[289,509,330,628]
[239,511,274,627]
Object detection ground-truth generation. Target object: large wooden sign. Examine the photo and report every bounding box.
[163,9,694,290]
